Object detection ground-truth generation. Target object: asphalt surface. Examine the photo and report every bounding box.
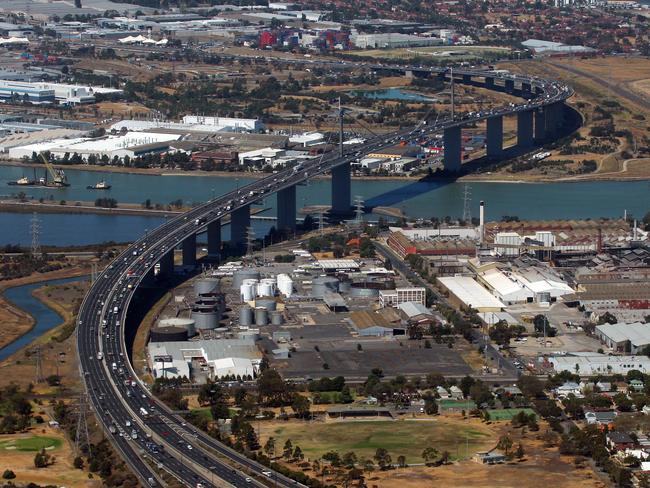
[77,65,572,487]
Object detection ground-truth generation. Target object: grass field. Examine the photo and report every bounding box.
[347,45,509,61]
[486,408,536,421]
[437,399,476,411]
[260,419,494,463]
[0,436,62,451]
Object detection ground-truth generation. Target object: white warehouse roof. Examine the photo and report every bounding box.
[438,276,505,311]
[548,354,650,375]
[596,322,650,348]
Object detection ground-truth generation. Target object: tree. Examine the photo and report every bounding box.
[293,445,304,461]
[282,439,293,459]
[421,447,439,465]
[2,470,15,479]
[497,434,514,456]
[73,456,84,469]
[598,311,617,325]
[515,443,525,459]
[342,451,358,468]
[264,437,276,458]
[396,455,407,468]
[34,449,50,468]
[374,448,392,470]
[291,394,311,419]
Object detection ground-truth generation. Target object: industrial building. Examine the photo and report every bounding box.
[110,116,264,134]
[595,323,650,354]
[378,287,426,307]
[546,354,650,375]
[437,276,505,312]
[351,32,443,49]
[386,226,480,258]
[147,338,262,381]
[8,132,182,160]
[0,80,122,104]
[349,310,406,337]
[0,80,55,103]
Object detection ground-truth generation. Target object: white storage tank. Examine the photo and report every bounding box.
[257,281,274,298]
[232,269,261,289]
[240,283,256,302]
[277,274,293,298]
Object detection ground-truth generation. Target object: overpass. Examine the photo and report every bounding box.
[77,64,574,487]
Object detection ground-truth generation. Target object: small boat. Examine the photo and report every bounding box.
[87,180,112,190]
[7,176,35,186]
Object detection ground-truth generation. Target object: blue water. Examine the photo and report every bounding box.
[0,275,89,361]
[350,88,435,101]
[0,165,649,245]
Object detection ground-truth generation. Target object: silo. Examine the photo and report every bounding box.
[311,276,339,298]
[260,278,276,293]
[191,308,220,330]
[194,277,220,296]
[233,269,260,289]
[240,283,255,302]
[257,280,274,297]
[255,298,277,311]
[158,317,196,337]
[254,307,268,326]
[239,305,253,326]
[277,274,293,298]
[270,311,284,325]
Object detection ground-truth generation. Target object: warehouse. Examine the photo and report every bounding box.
[547,354,650,375]
[148,338,262,381]
[437,276,505,312]
[378,287,426,307]
[477,268,533,304]
[595,322,650,354]
[0,80,55,103]
[349,310,406,337]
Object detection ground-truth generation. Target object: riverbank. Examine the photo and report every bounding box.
[0,266,90,352]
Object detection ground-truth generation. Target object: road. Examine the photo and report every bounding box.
[77,64,572,487]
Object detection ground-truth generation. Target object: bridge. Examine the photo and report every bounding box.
[77,63,574,487]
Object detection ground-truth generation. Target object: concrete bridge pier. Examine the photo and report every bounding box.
[276,185,296,233]
[182,233,196,266]
[534,109,547,143]
[505,79,515,93]
[159,249,174,276]
[443,126,462,171]
[521,82,532,95]
[331,162,351,215]
[463,74,472,83]
[546,102,564,138]
[206,220,221,259]
[485,76,495,89]
[517,110,534,148]
[486,116,503,158]
[230,204,250,251]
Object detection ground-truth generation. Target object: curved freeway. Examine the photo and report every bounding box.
[77,65,573,487]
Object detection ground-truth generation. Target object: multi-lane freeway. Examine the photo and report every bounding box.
[77,64,573,487]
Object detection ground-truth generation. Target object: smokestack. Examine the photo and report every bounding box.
[478,200,485,245]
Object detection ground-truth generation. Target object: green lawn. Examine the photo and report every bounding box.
[437,399,476,411]
[0,436,62,451]
[264,420,493,463]
[486,408,536,421]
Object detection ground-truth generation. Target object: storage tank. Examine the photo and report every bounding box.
[254,307,268,326]
[270,310,284,325]
[232,269,260,289]
[277,274,293,298]
[238,329,260,341]
[194,277,220,296]
[158,317,196,337]
[150,326,188,343]
[338,279,351,294]
[349,283,379,298]
[257,281,274,298]
[311,276,339,298]
[191,308,220,330]
[255,298,277,311]
[239,305,253,326]
[240,283,255,302]
[260,278,276,292]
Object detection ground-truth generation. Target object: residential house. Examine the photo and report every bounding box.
[554,381,583,398]
[585,410,617,427]
[607,432,635,452]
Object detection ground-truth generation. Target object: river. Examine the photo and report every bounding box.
[0,275,89,361]
[0,165,649,245]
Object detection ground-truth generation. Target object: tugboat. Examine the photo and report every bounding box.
[87,180,112,190]
[8,175,36,186]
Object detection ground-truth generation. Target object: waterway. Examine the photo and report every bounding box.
[349,87,436,102]
[0,275,89,361]
[0,165,649,245]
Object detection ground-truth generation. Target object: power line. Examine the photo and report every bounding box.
[354,195,365,227]
[33,345,44,383]
[462,184,472,224]
[30,212,41,258]
[74,392,92,457]
[245,226,256,257]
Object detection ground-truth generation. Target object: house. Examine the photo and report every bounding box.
[436,386,451,399]
[607,432,635,452]
[554,381,583,398]
[585,410,617,427]
[596,381,612,392]
[473,451,506,464]
[629,379,644,392]
[449,386,464,400]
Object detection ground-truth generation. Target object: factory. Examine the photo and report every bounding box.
[351,31,443,49]
[437,276,505,312]
[595,323,650,354]
[7,132,182,160]
[545,354,650,376]
[0,80,122,105]
[378,287,427,307]
[110,116,264,134]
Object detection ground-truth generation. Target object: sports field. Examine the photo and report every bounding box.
[260,418,494,463]
[437,399,476,411]
[0,435,62,451]
[486,408,536,421]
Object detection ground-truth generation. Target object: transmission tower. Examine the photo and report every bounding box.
[462,185,472,225]
[318,210,325,235]
[74,393,92,456]
[30,212,41,258]
[354,196,365,226]
[245,227,256,257]
[34,345,44,383]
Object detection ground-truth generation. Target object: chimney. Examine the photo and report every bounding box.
[478,200,485,245]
